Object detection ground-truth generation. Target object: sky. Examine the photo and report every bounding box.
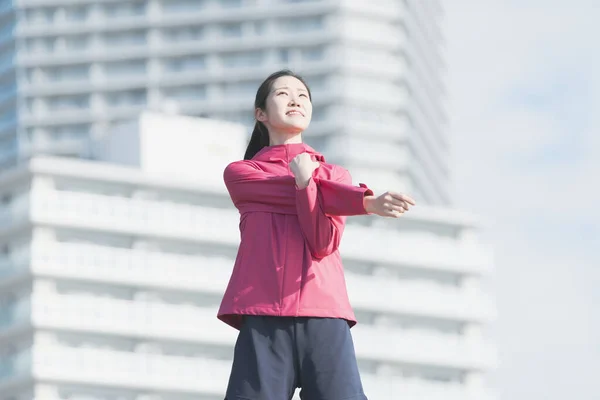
[444,1,600,399]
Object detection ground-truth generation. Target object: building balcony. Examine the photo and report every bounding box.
[0,292,495,371]
[0,241,497,323]
[15,0,337,38]
[20,105,148,127]
[0,344,493,400]
[19,60,335,98]
[0,244,502,323]
[22,190,492,274]
[16,31,337,69]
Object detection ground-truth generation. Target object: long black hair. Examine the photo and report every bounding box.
[243,69,312,160]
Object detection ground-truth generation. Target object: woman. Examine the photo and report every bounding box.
[219,70,415,400]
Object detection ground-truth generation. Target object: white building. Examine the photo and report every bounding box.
[1,0,497,398]
[0,112,496,400]
[3,0,448,206]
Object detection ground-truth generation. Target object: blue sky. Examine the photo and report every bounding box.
[444,1,599,399]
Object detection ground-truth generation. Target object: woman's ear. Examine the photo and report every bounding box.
[255,108,268,123]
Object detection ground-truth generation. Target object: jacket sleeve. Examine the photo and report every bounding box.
[223,161,296,209]
[295,166,371,259]
[318,168,373,216]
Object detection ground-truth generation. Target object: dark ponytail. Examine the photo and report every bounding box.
[243,121,269,160]
[243,69,312,160]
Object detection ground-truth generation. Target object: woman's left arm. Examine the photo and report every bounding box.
[317,167,373,216]
[292,155,367,259]
[295,176,347,259]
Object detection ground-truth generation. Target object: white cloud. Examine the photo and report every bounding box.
[444,1,600,399]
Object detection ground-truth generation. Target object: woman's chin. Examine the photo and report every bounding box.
[284,121,310,133]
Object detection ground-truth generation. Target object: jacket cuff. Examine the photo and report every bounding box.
[357,183,374,215]
[359,183,374,196]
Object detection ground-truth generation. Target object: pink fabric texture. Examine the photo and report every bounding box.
[217,143,373,330]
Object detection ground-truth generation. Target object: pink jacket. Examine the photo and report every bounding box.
[217,143,373,330]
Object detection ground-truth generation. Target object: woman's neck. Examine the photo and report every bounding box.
[269,131,303,146]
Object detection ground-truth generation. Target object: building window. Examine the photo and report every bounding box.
[104,1,146,17]
[163,55,206,72]
[25,98,35,114]
[64,35,89,51]
[221,0,243,7]
[215,111,254,127]
[163,85,206,101]
[161,0,207,13]
[279,16,324,32]
[305,75,326,92]
[223,81,257,97]
[301,46,324,61]
[253,21,266,36]
[221,23,243,38]
[25,7,56,25]
[65,5,89,22]
[278,48,290,63]
[105,30,147,47]
[162,26,204,42]
[48,124,89,140]
[25,37,56,53]
[47,94,90,110]
[222,51,263,68]
[310,105,327,121]
[43,65,90,82]
[104,60,146,77]
[106,89,147,107]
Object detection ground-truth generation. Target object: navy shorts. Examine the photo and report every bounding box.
[225,316,368,400]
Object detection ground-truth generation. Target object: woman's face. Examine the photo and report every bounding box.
[256,76,312,135]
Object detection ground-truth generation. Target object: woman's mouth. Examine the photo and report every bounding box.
[286,110,303,116]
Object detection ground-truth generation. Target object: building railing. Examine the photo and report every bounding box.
[10,241,494,322]
[15,0,336,36]
[0,292,495,370]
[0,344,492,400]
[28,190,490,274]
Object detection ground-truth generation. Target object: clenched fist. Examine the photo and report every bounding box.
[364,191,416,218]
[290,152,320,189]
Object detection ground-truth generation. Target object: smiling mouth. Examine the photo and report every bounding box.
[286,111,304,116]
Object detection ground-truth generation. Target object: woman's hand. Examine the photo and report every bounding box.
[290,153,320,189]
[363,192,416,218]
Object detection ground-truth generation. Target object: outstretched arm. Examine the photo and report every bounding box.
[314,167,416,218]
[291,153,417,259]
[224,160,372,215]
[224,159,415,219]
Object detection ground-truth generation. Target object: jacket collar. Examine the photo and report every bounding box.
[253,143,325,163]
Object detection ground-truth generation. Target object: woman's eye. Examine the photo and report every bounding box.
[277,91,288,96]
[300,93,308,97]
